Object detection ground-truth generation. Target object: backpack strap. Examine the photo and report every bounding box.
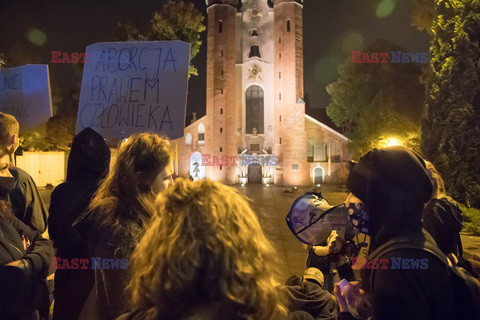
[366,237,451,292]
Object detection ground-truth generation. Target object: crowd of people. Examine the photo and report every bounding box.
[0,111,479,320]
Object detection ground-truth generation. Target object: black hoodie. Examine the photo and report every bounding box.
[285,281,338,320]
[343,147,458,320]
[48,127,110,320]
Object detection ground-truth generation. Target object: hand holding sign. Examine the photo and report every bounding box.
[76,41,190,140]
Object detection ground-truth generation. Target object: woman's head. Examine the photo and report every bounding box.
[128,179,286,320]
[88,133,174,234]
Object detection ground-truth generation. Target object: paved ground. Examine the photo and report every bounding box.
[39,184,480,280]
[232,183,351,281]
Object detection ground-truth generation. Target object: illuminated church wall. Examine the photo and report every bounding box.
[173,0,351,186]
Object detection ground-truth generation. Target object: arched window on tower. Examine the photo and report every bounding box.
[249,45,261,58]
[219,21,223,33]
[287,19,291,32]
[198,123,205,145]
[185,133,192,146]
[246,85,264,134]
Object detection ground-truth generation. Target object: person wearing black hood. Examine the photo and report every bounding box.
[334,146,459,320]
[48,127,110,320]
[422,160,479,278]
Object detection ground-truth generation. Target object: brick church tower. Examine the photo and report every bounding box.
[202,0,308,186]
[205,0,238,184]
[273,0,308,185]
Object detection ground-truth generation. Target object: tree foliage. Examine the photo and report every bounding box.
[422,0,480,208]
[326,39,426,158]
[411,0,436,34]
[119,0,205,77]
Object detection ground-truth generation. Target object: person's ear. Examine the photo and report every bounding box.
[8,134,16,148]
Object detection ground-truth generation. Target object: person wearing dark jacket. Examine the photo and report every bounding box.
[335,146,458,320]
[49,127,111,320]
[0,149,54,320]
[285,268,338,320]
[9,166,49,233]
[422,161,479,278]
[0,112,48,232]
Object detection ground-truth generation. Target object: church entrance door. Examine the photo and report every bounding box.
[248,164,262,184]
[314,167,324,184]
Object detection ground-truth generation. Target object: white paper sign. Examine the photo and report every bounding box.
[0,65,53,130]
[76,41,190,140]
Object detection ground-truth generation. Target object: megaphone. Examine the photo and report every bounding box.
[285,192,350,245]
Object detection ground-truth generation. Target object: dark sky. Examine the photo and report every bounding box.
[0,0,429,129]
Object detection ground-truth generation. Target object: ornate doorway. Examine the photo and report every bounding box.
[248,164,262,183]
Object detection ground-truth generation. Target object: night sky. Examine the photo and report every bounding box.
[0,0,429,129]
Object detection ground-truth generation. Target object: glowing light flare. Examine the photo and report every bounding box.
[378,137,403,148]
[341,32,364,54]
[376,0,396,19]
[25,28,47,46]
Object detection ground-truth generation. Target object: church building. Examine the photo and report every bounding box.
[173,0,350,186]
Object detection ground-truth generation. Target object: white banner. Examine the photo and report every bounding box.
[0,64,53,130]
[76,41,190,140]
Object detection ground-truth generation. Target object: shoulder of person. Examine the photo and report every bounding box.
[9,167,33,186]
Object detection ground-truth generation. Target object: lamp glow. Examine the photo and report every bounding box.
[384,137,401,147]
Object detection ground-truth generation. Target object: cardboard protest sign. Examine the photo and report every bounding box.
[0,65,53,130]
[76,41,190,140]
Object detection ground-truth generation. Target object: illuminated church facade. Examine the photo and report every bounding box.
[173,0,350,186]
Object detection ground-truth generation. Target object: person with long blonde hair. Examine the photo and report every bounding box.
[117,178,287,320]
[75,133,174,320]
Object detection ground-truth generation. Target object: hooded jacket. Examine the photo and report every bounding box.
[286,281,338,320]
[343,147,458,320]
[48,127,110,320]
[422,197,462,257]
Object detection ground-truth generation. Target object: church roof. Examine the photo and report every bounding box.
[305,114,349,141]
